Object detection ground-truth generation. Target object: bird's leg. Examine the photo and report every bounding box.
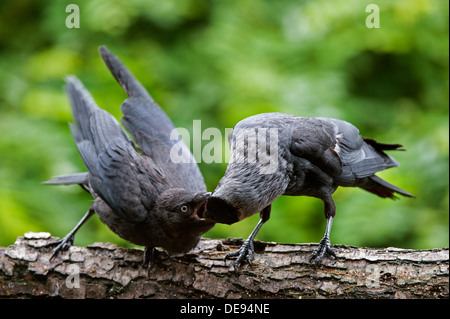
[45,208,95,260]
[226,219,263,269]
[143,246,155,274]
[309,216,336,264]
[226,205,271,271]
[310,196,337,264]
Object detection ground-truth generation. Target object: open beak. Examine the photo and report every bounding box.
[193,192,214,222]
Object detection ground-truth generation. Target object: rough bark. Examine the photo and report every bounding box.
[0,232,448,299]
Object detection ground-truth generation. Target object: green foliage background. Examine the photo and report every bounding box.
[0,0,448,250]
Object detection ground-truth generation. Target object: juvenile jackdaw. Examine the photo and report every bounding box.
[44,46,214,266]
[206,113,414,269]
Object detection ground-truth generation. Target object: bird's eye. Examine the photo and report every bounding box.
[180,205,188,213]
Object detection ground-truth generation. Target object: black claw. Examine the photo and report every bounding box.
[225,239,255,271]
[44,234,75,260]
[310,237,336,265]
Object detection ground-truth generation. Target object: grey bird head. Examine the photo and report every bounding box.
[156,189,212,225]
[92,189,215,255]
[154,189,215,250]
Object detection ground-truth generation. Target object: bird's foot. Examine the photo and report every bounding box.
[309,237,336,265]
[225,239,255,271]
[142,248,171,274]
[44,234,75,260]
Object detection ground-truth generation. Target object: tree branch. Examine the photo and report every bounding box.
[0,232,448,299]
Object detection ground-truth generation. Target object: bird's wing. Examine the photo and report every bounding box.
[98,46,205,191]
[98,46,176,153]
[92,137,161,223]
[66,76,160,223]
[318,118,401,185]
[66,76,132,149]
[290,118,343,177]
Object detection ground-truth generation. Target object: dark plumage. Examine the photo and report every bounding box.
[44,46,214,265]
[206,113,414,269]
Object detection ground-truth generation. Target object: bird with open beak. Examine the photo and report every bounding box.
[44,46,215,268]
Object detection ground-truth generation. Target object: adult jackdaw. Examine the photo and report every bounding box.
[206,113,414,269]
[44,46,214,266]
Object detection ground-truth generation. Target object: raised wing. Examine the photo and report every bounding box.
[66,76,162,222]
[98,46,176,152]
[98,46,205,192]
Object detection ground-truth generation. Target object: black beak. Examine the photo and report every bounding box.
[205,196,239,225]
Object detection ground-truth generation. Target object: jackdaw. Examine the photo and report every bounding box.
[44,46,215,266]
[206,113,414,269]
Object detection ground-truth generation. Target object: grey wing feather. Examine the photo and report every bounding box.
[290,118,342,177]
[89,109,132,154]
[98,45,176,147]
[319,117,400,185]
[93,138,157,222]
[99,45,206,192]
[65,75,157,223]
[99,46,149,99]
[76,139,99,177]
[65,76,98,142]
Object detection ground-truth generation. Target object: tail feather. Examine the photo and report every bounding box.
[362,137,406,152]
[43,172,88,185]
[358,175,415,199]
[43,172,91,194]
